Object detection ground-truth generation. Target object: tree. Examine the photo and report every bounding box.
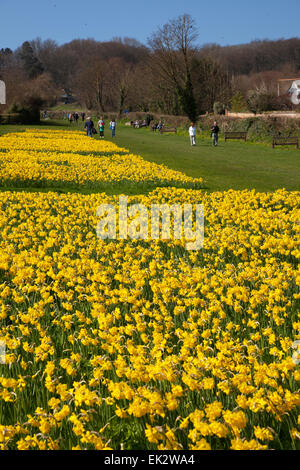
[0,48,13,78]
[148,14,198,121]
[106,58,134,116]
[230,92,248,112]
[19,41,44,79]
[213,102,225,115]
[73,59,110,111]
[199,38,300,77]
[191,56,230,114]
[246,85,277,114]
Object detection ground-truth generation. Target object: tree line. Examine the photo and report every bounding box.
[1,14,300,122]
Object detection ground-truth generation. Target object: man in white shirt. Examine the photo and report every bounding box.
[189,122,196,146]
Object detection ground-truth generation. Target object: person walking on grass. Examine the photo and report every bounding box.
[157,121,163,132]
[110,118,116,137]
[211,121,220,147]
[189,122,196,146]
[84,116,94,137]
[98,116,105,139]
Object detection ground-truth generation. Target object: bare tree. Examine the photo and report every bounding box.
[191,56,230,113]
[106,57,134,116]
[199,38,300,77]
[148,14,198,121]
[73,59,110,111]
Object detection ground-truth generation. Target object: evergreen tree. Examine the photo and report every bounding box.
[20,41,44,79]
[178,71,197,122]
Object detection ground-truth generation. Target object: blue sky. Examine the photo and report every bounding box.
[0,0,299,50]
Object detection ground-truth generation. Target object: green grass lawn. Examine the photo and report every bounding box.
[107,125,300,193]
[0,119,299,194]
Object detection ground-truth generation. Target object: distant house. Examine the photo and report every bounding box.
[60,89,74,104]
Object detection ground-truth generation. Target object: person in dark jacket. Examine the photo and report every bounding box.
[211,121,220,147]
[84,117,94,137]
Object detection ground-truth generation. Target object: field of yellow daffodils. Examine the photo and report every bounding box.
[0,130,299,450]
[0,130,203,191]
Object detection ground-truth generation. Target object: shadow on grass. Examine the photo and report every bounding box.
[0,179,205,196]
[39,120,72,127]
[0,120,76,136]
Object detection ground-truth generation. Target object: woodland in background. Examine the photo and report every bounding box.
[1,14,300,122]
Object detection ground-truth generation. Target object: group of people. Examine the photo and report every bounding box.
[150,121,164,132]
[67,112,86,123]
[132,119,147,128]
[189,121,220,147]
[84,116,116,138]
[131,116,153,128]
[130,119,164,132]
[82,114,220,146]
